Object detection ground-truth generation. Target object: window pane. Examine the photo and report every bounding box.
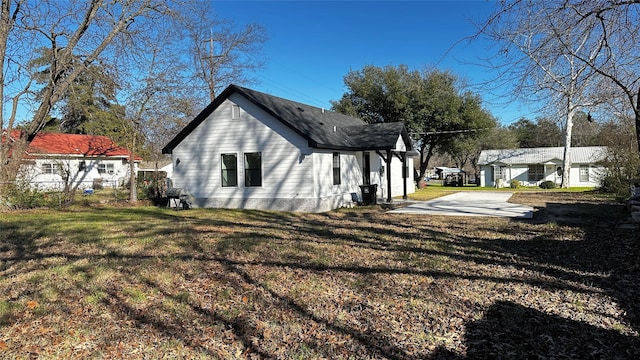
[333,152,341,185]
[579,165,589,182]
[221,154,238,187]
[244,152,262,187]
[232,104,241,119]
[528,164,544,181]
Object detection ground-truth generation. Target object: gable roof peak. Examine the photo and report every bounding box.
[163,84,412,153]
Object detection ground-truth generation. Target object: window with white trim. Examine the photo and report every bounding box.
[579,165,590,182]
[221,153,238,187]
[42,163,61,175]
[332,152,341,185]
[232,104,241,120]
[244,152,262,187]
[528,164,544,181]
[492,165,506,181]
[98,163,114,174]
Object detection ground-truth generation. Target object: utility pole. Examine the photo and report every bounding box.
[202,28,221,102]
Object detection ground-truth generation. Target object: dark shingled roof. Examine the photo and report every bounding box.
[162,84,411,154]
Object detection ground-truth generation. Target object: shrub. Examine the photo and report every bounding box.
[540,180,556,189]
[1,182,46,209]
[598,146,640,199]
[510,180,520,189]
[600,175,630,198]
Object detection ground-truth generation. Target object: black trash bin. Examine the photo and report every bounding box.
[359,184,378,205]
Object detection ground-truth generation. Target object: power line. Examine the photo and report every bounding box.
[412,128,491,136]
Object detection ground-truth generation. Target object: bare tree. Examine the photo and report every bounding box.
[481,1,640,160]
[0,0,175,187]
[183,2,267,102]
[0,0,268,204]
[480,1,605,187]
[557,1,640,155]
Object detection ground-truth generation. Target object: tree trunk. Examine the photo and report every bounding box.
[418,136,437,183]
[562,104,575,188]
[129,135,137,203]
[636,87,640,156]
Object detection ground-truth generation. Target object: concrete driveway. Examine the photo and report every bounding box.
[388,191,534,218]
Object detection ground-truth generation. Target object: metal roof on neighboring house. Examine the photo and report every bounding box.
[162,84,412,154]
[478,146,608,165]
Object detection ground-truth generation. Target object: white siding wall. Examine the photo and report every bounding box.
[387,154,415,198]
[171,96,415,211]
[313,150,362,208]
[23,157,132,190]
[172,95,317,210]
[568,164,604,187]
[481,163,603,187]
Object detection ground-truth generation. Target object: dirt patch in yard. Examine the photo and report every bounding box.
[510,191,625,225]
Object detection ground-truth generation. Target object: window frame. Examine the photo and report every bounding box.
[98,163,114,175]
[492,165,506,181]
[579,165,590,182]
[362,152,371,185]
[332,152,341,185]
[42,163,54,174]
[221,153,238,187]
[232,104,241,120]
[244,152,262,187]
[527,164,545,182]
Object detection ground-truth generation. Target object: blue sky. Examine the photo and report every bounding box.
[213,0,537,125]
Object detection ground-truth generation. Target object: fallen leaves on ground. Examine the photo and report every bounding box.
[0,192,639,359]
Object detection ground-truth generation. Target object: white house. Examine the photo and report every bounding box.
[162,84,415,212]
[478,146,607,188]
[8,131,141,191]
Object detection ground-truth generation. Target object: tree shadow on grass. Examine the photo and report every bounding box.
[431,300,639,359]
[485,200,640,335]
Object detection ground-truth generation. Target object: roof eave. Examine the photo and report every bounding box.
[162,86,237,154]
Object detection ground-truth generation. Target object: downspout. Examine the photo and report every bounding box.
[386,149,392,203]
[402,152,407,200]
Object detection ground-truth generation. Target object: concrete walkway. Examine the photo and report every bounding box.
[388,191,534,219]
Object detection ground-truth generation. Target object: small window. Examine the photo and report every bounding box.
[42,163,54,174]
[232,104,241,120]
[363,152,371,185]
[492,165,505,181]
[579,165,590,182]
[42,163,63,175]
[221,153,238,187]
[244,152,262,187]
[333,152,341,185]
[528,164,544,181]
[79,161,87,172]
[98,163,114,174]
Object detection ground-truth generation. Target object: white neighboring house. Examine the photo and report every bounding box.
[162,84,416,212]
[9,131,141,191]
[478,146,607,188]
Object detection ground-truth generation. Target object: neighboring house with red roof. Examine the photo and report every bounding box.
[4,130,141,190]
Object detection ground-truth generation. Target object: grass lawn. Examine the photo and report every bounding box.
[1,192,639,359]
